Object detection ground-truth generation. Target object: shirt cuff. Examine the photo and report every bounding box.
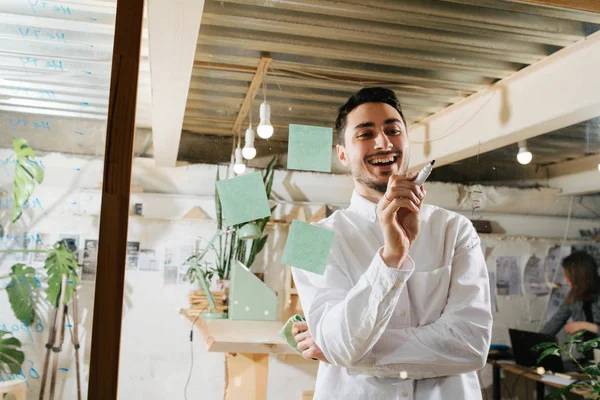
[364,248,414,295]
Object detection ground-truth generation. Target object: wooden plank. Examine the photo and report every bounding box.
[181,309,296,355]
[224,353,269,400]
[148,0,206,167]
[514,0,600,13]
[232,56,272,134]
[87,0,145,398]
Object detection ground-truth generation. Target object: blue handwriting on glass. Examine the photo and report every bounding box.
[0,198,44,211]
[20,57,64,72]
[28,1,72,16]
[8,118,51,131]
[18,27,66,42]
[9,85,57,99]
[0,360,40,388]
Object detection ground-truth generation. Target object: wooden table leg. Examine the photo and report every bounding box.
[225,353,269,400]
[536,381,545,400]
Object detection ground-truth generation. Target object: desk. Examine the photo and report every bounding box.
[489,360,593,400]
[181,309,313,400]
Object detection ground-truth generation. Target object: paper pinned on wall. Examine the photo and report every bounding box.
[524,254,549,295]
[216,172,272,226]
[496,256,521,296]
[488,271,498,312]
[281,220,334,275]
[287,124,333,173]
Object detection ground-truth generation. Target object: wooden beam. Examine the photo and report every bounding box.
[232,56,272,134]
[542,154,600,195]
[512,0,600,13]
[408,31,600,171]
[148,0,206,167]
[87,0,145,398]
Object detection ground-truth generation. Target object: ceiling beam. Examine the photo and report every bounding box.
[408,30,600,171]
[541,154,600,195]
[148,0,205,167]
[511,0,600,13]
[232,56,272,134]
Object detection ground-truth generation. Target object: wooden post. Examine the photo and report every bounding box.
[87,0,145,398]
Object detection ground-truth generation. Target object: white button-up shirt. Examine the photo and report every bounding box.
[292,191,492,400]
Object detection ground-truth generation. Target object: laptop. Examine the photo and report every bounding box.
[508,329,578,373]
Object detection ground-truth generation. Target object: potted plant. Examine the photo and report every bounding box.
[534,330,600,398]
[186,156,277,309]
[0,330,25,384]
[0,139,82,399]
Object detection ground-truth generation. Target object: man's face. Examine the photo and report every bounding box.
[336,102,409,193]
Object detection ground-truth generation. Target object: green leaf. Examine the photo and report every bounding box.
[6,264,37,325]
[0,224,4,238]
[533,341,559,351]
[12,138,44,223]
[583,364,600,377]
[577,338,600,353]
[0,330,24,375]
[45,242,79,308]
[537,347,561,364]
[565,330,587,345]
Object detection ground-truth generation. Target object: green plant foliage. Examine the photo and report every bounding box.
[12,138,44,223]
[0,331,24,375]
[6,264,37,326]
[45,241,79,308]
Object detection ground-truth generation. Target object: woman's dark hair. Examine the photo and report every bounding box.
[335,87,407,145]
[563,251,600,305]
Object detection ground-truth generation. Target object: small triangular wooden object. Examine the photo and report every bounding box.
[308,205,327,223]
[285,207,307,224]
[183,206,210,220]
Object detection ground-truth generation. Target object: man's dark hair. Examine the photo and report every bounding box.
[335,87,407,145]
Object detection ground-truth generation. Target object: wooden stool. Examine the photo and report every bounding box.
[0,379,27,400]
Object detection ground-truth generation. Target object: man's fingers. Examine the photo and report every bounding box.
[294,331,310,344]
[297,340,311,352]
[380,197,420,219]
[382,188,421,208]
[292,321,308,336]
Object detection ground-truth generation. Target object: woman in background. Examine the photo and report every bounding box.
[541,251,600,358]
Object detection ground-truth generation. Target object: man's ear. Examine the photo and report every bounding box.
[336,144,349,167]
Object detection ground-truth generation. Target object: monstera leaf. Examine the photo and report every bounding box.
[0,330,24,375]
[45,241,79,308]
[6,264,37,326]
[12,138,44,223]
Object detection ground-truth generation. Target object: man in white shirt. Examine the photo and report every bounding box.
[291,87,492,399]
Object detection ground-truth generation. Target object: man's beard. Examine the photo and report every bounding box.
[356,174,388,193]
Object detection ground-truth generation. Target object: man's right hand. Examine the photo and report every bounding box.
[292,321,330,363]
[377,171,425,268]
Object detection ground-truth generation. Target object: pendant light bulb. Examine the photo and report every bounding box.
[517,141,532,165]
[257,101,274,139]
[233,146,246,175]
[242,125,257,160]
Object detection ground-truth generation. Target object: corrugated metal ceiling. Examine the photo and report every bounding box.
[183,0,600,176]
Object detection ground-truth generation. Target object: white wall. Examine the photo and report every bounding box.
[0,149,598,399]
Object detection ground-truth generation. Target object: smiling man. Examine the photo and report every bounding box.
[291,87,492,400]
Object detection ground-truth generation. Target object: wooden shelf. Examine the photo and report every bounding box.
[181,308,297,355]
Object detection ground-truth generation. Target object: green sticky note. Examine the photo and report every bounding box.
[287,124,333,173]
[229,261,277,321]
[281,220,334,275]
[216,172,271,226]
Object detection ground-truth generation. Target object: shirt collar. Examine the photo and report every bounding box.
[350,190,378,222]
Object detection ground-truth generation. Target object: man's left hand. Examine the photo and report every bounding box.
[292,321,330,363]
[565,321,598,335]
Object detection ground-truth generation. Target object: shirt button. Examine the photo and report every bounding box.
[394,282,402,289]
[399,311,406,317]
[402,392,409,398]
